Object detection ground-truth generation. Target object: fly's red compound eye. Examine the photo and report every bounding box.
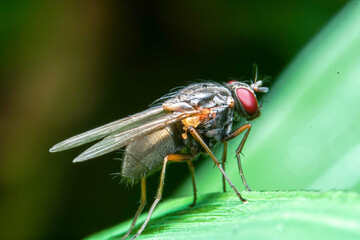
[227,80,237,84]
[236,88,258,116]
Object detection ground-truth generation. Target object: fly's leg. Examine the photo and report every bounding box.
[187,160,197,207]
[222,123,252,191]
[188,127,247,203]
[167,155,196,206]
[130,160,167,239]
[131,154,193,240]
[221,141,228,192]
[121,178,147,240]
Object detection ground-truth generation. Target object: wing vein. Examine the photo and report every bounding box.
[50,106,165,152]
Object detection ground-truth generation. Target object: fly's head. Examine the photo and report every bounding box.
[226,66,269,120]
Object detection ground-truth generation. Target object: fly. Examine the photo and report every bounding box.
[49,65,269,240]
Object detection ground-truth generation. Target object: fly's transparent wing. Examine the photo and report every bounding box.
[72,111,198,162]
[50,106,165,152]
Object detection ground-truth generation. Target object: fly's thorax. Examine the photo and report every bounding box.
[181,105,234,151]
[200,106,234,144]
[163,82,233,110]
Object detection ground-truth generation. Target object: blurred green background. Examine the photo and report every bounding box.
[0,1,353,239]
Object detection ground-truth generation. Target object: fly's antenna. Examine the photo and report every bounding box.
[250,64,269,93]
[251,81,269,93]
[253,63,258,84]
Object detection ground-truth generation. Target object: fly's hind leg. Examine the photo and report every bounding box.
[222,123,252,191]
[121,178,147,240]
[131,154,193,240]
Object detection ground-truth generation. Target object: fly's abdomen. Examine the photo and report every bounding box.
[121,126,183,180]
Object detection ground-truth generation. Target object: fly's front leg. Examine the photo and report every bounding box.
[188,127,247,203]
[121,178,146,240]
[131,154,193,240]
[222,123,252,191]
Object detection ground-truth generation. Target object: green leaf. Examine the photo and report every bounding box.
[86,191,360,240]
